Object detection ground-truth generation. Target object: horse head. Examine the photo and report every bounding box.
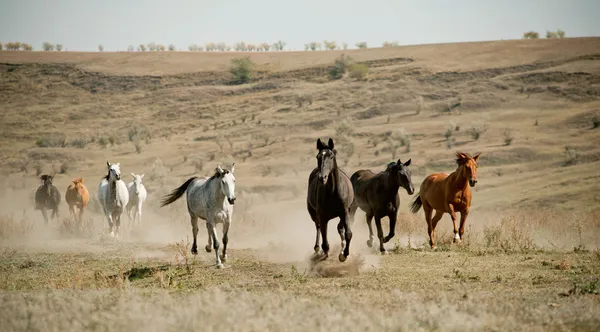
[40,174,54,195]
[455,152,481,187]
[106,161,121,181]
[131,173,144,195]
[72,177,85,199]
[316,138,337,185]
[390,159,414,195]
[216,163,236,205]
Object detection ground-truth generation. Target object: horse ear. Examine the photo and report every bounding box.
[107,161,110,167]
[473,153,481,162]
[131,173,136,179]
[230,163,235,174]
[404,159,411,167]
[80,178,84,183]
[328,138,334,150]
[116,163,120,167]
[216,165,224,175]
[140,174,144,179]
[316,138,325,150]
[396,159,402,166]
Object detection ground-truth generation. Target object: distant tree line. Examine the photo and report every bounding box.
[522,29,566,39]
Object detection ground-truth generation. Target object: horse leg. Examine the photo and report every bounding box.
[423,202,435,249]
[208,221,223,268]
[374,216,386,254]
[384,210,398,243]
[136,203,143,227]
[365,212,375,248]
[69,204,75,221]
[448,204,460,243]
[114,211,122,239]
[313,222,321,254]
[190,216,199,255]
[430,210,444,248]
[205,222,213,252]
[340,211,352,262]
[41,208,48,224]
[319,218,330,259]
[107,213,115,237]
[221,219,230,263]
[337,219,346,260]
[458,208,470,243]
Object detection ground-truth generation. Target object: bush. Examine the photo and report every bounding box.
[557,29,566,38]
[522,31,539,39]
[348,63,368,80]
[0,42,3,51]
[56,44,63,51]
[546,31,558,39]
[138,44,146,52]
[5,42,22,50]
[503,129,514,146]
[21,43,32,51]
[382,41,400,47]
[323,40,337,50]
[592,115,600,129]
[43,42,54,51]
[71,138,88,148]
[468,120,489,140]
[127,45,134,52]
[168,44,176,51]
[564,146,579,166]
[230,56,253,84]
[355,41,367,49]
[98,44,104,52]
[329,54,353,80]
[98,137,108,148]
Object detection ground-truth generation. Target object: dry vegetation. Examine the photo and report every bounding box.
[1,37,600,331]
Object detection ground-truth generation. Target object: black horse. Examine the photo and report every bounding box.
[35,174,61,224]
[307,138,354,262]
[349,159,414,254]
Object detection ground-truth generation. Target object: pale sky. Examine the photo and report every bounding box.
[1,0,599,51]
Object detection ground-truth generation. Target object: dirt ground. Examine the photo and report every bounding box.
[1,37,599,331]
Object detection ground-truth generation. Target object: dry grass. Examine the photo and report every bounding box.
[1,37,600,331]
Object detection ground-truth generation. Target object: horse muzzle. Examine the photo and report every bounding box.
[228,197,236,205]
[469,179,477,187]
[318,175,328,184]
[406,186,415,195]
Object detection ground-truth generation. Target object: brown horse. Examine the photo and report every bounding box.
[34,174,61,224]
[307,138,354,262]
[409,152,481,249]
[349,159,414,254]
[65,177,90,224]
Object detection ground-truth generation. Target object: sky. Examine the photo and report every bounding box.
[0,0,599,51]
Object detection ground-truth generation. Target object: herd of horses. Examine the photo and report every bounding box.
[33,138,480,269]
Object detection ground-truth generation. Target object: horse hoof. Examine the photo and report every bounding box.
[431,245,437,251]
[366,240,373,248]
[191,248,198,255]
[380,250,388,255]
[205,245,212,253]
[338,253,347,262]
[216,263,224,269]
[110,231,115,238]
[220,254,227,262]
[314,247,321,254]
[383,236,393,244]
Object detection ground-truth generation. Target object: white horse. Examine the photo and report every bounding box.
[160,163,236,269]
[98,161,129,238]
[126,173,147,227]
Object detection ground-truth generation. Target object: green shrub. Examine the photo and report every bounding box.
[230,56,253,84]
[348,63,368,80]
[329,54,353,80]
[522,31,539,39]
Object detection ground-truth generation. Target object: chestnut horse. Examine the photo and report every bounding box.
[409,152,480,249]
[65,177,90,224]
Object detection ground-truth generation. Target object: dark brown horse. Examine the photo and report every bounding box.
[307,138,354,262]
[410,152,481,249]
[349,159,414,254]
[35,174,61,224]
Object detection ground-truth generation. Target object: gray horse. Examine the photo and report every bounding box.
[35,174,61,224]
[160,164,236,269]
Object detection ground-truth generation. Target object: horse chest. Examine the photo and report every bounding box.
[451,191,470,208]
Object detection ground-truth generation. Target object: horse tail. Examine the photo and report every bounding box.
[409,194,422,214]
[160,177,197,207]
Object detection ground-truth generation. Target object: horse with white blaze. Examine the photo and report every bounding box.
[160,163,236,269]
[126,173,147,227]
[98,162,129,238]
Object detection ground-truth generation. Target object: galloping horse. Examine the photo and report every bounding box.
[349,159,414,254]
[65,177,90,224]
[34,174,61,224]
[126,173,147,227]
[98,162,129,238]
[410,152,481,249]
[160,164,236,269]
[307,138,354,262]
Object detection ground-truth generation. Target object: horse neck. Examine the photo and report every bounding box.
[381,170,401,197]
[450,165,469,191]
[108,178,118,202]
[208,176,226,202]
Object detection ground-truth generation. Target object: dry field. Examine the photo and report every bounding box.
[1,37,600,331]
